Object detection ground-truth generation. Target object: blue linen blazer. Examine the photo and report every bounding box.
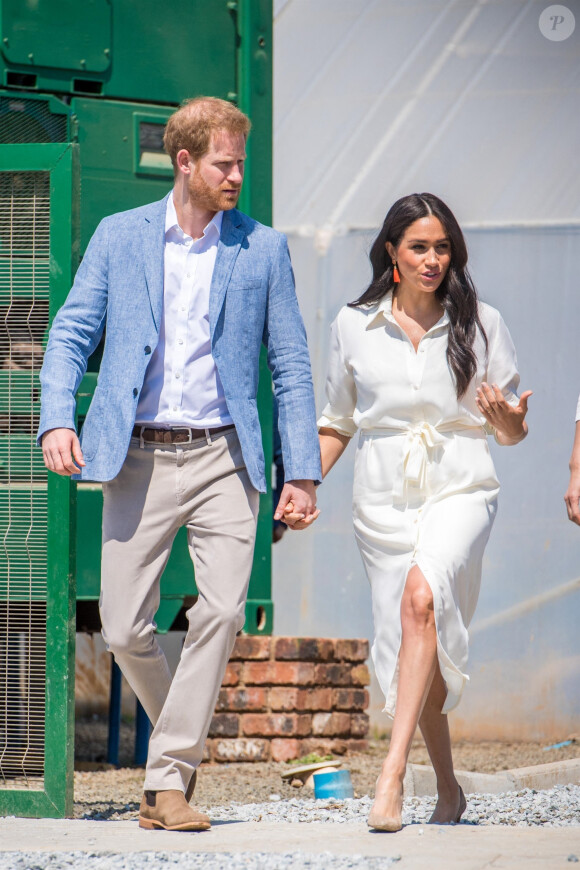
[38,193,321,492]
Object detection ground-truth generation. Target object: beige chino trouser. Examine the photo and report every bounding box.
[99,428,259,792]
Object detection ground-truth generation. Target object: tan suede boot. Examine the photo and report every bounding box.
[138,789,211,831]
[185,770,197,804]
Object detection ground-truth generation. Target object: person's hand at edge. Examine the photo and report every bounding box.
[565,470,580,525]
[565,421,580,525]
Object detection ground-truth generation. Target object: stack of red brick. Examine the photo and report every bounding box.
[206,636,370,763]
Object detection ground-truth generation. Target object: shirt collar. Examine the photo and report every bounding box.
[165,193,223,240]
[367,291,449,331]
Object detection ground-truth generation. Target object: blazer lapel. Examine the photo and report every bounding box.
[209,209,245,338]
[141,193,170,331]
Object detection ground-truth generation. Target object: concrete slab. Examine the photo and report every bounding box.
[404,764,512,797]
[404,758,580,797]
[1,817,579,870]
[507,759,580,791]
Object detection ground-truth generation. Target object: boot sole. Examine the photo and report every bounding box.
[139,816,210,832]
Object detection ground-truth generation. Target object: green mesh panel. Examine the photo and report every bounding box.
[0,170,50,788]
[0,97,68,145]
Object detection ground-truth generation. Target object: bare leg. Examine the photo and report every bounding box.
[368,565,438,830]
[419,666,466,823]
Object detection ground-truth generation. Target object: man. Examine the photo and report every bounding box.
[39,97,321,831]
[564,393,580,525]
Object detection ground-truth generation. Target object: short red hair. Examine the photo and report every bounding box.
[164,97,251,172]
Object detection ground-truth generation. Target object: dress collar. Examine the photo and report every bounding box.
[366,291,449,332]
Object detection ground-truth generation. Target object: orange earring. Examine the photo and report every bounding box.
[392,261,400,283]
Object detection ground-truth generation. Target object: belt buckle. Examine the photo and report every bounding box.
[173,427,193,444]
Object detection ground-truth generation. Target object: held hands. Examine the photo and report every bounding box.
[282,500,320,530]
[41,427,85,475]
[476,383,532,445]
[274,480,320,531]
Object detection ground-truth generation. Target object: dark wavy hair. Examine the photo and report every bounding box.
[349,193,487,398]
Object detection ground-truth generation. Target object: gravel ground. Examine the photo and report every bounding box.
[74,717,580,819]
[207,784,580,827]
[74,784,580,827]
[0,853,403,870]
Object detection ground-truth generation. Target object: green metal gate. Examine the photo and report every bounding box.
[0,143,77,817]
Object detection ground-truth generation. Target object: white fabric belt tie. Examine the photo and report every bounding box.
[361,422,485,504]
[393,422,446,503]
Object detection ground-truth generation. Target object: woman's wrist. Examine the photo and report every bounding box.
[495,423,527,445]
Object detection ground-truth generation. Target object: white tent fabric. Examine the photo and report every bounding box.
[274,0,580,231]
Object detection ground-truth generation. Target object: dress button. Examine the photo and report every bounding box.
[133,388,138,397]
[175,372,181,379]
[144,345,151,354]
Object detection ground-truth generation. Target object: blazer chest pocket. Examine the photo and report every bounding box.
[227,278,263,292]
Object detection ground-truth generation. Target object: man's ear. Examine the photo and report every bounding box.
[176,149,193,175]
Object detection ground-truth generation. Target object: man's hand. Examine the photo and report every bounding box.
[41,427,85,476]
[274,479,319,530]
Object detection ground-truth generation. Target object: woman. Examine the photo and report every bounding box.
[289,193,531,831]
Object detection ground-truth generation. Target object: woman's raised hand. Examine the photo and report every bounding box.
[476,383,532,445]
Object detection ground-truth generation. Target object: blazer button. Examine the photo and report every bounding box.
[133,388,138,397]
[144,345,151,354]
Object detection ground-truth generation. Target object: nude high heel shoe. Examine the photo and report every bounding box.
[429,783,467,824]
[367,777,403,832]
[455,785,466,823]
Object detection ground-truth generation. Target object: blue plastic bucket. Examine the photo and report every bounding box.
[313,769,354,800]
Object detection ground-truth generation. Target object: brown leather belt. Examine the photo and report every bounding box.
[132,424,234,444]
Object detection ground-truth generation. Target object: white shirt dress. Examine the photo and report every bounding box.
[318,292,521,716]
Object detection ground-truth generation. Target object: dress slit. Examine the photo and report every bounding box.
[381,555,469,718]
[413,553,469,714]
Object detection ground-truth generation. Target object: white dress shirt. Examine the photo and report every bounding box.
[135,195,233,428]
